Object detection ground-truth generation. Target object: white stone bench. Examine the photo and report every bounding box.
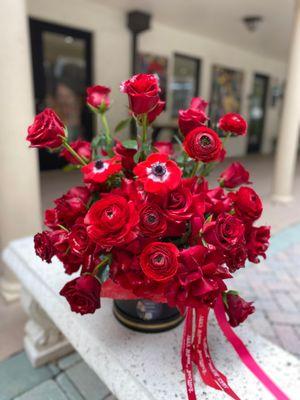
[3,237,300,400]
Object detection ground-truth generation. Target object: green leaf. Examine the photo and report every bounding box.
[114,117,131,133]
[122,139,138,150]
[134,149,142,163]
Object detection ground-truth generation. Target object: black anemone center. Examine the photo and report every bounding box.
[95,160,104,169]
[152,164,166,176]
[199,135,211,147]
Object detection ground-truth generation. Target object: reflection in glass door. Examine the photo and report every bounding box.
[247,74,269,153]
[29,19,93,170]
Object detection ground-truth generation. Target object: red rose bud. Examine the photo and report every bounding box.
[218,113,247,136]
[183,126,223,162]
[138,203,167,238]
[60,140,91,165]
[60,275,101,315]
[84,194,138,248]
[147,100,165,123]
[153,141,174,155]
[133,153,182,194]
[230,186,263,222]
[34,231,55,263]
[224,292,255,327]
[203,213,245,250]
[27,108,65,149]
[86,85,111,113]
[69,222,90,255]
[219,162,250,189]
[140,242,179,282]
[120,73,160,115]
[81,157,122,184]
[246,225,271,263]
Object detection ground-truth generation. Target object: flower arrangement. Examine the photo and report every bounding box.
[27,74,278,399]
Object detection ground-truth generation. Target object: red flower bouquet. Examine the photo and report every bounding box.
[27,73,281,400]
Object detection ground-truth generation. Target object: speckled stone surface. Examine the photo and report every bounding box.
[3,237,300,400]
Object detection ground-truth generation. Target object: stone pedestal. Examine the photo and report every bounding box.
[21,288,73,367]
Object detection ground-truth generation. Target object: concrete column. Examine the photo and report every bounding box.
[272,0,300,202]
[0,0,42,301]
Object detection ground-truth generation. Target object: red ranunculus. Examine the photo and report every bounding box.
[224,292,255,327]
[84,194,138,248]
[153,141,174,155]
[120,73,160,115]
[55,186,90,227]
[60,275,101,315]
[203,213,245,250]
[27,108,65,149]
[218,113,247,136]
[69,221,90,255]
[138,203,167,238]
[86,85,111,112]
[183,126,223,162]
[246,225,271,263]
[81,157,122,184]
[133,153,182,194]
[140,242,179,282]
[147,100,165,123]
[219,162,251,189]
[178,108,208,136]
[230,187,263,222]
[34,231,55,263]
[60,140,91,164]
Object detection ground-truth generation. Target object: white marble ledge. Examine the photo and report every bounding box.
[3,236,300,400]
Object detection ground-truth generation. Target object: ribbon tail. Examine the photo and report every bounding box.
[214,295,290,400]
[181,307,197,400]
[193,307,241,400]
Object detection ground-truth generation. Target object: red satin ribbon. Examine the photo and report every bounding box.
[214,295,290,400]
[181,300,290,400]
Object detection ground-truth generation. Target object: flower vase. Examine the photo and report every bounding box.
[113,299,184,333]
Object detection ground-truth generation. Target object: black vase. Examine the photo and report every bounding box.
[113,299,184,333]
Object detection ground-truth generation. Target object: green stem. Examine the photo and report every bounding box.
[190,161,201,177]
[222,132,232,146]
[92,255,111,276]
[100,113,113,153]
[62,140,87,166]
[141,113,148,144]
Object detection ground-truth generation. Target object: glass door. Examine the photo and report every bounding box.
[29,19,93,170]
[247,74,269,153]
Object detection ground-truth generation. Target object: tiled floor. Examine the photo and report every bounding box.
[0,351,116,400]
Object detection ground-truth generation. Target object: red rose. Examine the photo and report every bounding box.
[120,74,160,115]
[178,108,208,136]
[224,292,255,327]
[224,245,247,272]
[246,225,270,263]
[230,187,263,221]
[69,222,90,255]
[55,186,90,227]
[57,251,83,275]
[203,213,245,250]
[219,162,250,189]
[133,153,182,194]
[84,194,138,248]
[218,113,247,136]
[86,85,111,112]
[205,187,233,214]
[153,141,174,155]
[113,140,137,172]
[44,208,59,229]
[60,140,91,164]
[147,100,165,123]
[60,275,101,315]
[140,242,179,282]
[138,203,167,238]
[183,127,223,162]
[190,97,208,112]
[49,229,69,254]
[164,186,193,222]
[81,157,122,184]
[34,231,55,263]
[27,108,65,149]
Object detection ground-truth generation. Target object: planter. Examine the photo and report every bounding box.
[113,299,184,333]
